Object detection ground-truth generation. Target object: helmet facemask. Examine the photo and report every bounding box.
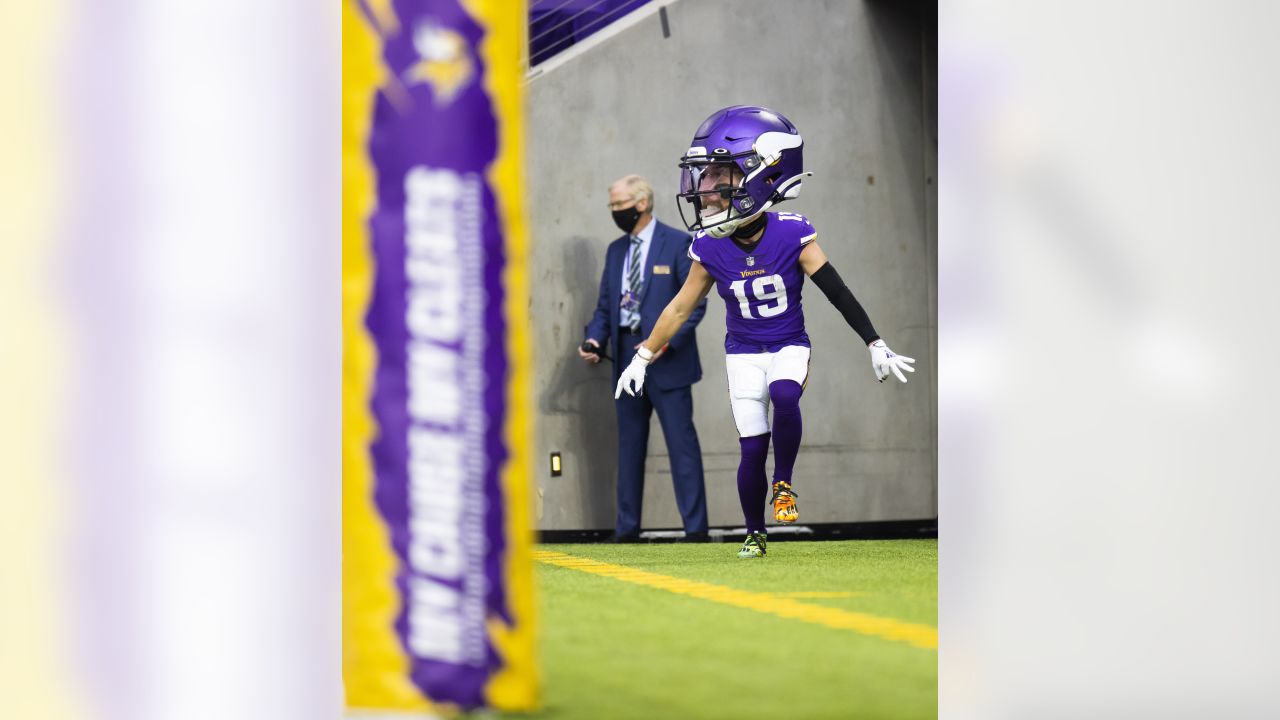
[677,157,766,238]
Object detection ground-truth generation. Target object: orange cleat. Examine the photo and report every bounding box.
[771,481,799,524]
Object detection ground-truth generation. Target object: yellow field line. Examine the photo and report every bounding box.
[533,550,936,650]
[768,591,866,599]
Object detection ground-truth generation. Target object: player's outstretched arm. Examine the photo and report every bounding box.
[799,241,916,384]
[665,241,707,352]
[614,261,715,398]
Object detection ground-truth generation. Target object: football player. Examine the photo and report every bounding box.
[614,105,915,559]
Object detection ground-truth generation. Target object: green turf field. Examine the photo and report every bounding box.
[520,539,937,720]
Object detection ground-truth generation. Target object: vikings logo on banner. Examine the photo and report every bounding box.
[343,0,536,714]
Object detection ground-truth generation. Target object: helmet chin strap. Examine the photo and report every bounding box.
[705,221,738,239]
[702,200,772,238]
[701,207,738,238]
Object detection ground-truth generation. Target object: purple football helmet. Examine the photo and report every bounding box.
[678,105,811,237]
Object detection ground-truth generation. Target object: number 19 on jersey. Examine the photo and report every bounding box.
[729,274,788,319]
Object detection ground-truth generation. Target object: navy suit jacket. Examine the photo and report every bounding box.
[585,220,706,391]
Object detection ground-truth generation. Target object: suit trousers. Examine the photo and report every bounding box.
[613,337,708,538]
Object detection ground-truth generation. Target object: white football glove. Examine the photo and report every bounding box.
[614,345,654,398]
[869,339,916,383]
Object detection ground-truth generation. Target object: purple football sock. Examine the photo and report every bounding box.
[737,433,770,532]
[769,380,804,488]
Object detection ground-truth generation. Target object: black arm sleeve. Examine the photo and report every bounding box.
[809,262,880,346]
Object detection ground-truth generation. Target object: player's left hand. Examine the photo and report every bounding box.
[615,345,655,398]
[868,339,915,383]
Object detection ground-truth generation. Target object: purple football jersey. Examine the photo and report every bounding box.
[688,211,818,353]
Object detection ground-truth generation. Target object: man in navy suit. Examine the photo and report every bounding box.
[579,174,709,542]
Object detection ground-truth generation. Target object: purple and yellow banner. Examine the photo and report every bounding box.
[343,0,536,713]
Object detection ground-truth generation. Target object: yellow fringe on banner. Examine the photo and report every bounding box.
[342,0,434,711]
[461,0,539,710]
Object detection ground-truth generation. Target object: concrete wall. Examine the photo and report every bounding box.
[527,0,937,531]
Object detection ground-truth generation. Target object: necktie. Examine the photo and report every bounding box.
[626,236,642,332]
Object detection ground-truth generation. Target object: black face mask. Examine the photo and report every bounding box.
[612,205,642,234]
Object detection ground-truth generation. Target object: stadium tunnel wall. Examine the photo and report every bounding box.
[526,0,938,531]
